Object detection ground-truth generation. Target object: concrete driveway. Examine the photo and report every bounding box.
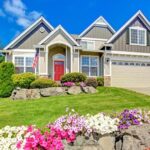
[128,87,150,96]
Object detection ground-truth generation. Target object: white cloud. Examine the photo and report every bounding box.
[17,17,31,28]
[0,9,5,17]
[3,0,41,28]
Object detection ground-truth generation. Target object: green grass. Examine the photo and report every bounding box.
[0,87,150,128]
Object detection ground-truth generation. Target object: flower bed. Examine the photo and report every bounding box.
[0,109,150,150]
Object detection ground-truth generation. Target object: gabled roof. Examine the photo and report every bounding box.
[107,10,150,43]
[79,16,116,37]
[4,16,54,50]
[39,25,80,46]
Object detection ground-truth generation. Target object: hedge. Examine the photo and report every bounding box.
[61,72,87,83]
[12,73,36,89]
[30,78,58,89]
[0,62,15,97]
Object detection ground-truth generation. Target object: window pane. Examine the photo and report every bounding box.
[82,66,89,76]
[15,67,24,73]
[26,67,35,73]
[15,57,24,66]
[90,67,98,76]
[82,56,89,66]
[91,57,98,66]
[26,57,33,66]
[139,30,146,45]
[131,29,138,44]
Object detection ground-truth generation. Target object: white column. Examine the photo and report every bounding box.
[46,47,48,76]
[66,46,68,73]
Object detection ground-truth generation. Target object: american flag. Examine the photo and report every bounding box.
[32,49,39,69]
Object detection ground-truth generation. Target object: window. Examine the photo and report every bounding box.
[80,41,95,50]
[130,27,147,46]
[81,56,98,76]
[14,56,35,73]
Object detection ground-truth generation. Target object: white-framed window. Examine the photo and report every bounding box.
[130,27,147,46]
[81,56,99,76]
[80,40,95,50]
[14,56,35,73]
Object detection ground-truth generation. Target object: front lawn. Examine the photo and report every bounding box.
[0,87,150,128]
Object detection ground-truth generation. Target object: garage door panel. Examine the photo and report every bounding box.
[111,65,150,88]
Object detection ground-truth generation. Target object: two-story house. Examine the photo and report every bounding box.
[4,10,150,88]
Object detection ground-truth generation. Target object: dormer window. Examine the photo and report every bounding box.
[80,40,95,50]
[130,27,147,46]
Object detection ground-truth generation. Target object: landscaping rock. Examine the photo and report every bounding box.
[40,87,66,97]
[98,135,115,150]
[82,86,98,94]
[11,89,41,100]
[26,89,41,99]
[120,124,150,149]
[11,89,27,100]
[68,86,82,95]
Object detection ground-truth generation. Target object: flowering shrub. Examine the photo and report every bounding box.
[17,126,65,150]
[85,113,119,135]
[62,82,75,87]
[49,109,92,136]
[0,126,27,150]
[118,109,143,129]
[118,109,150,129]
[0,109,149,150]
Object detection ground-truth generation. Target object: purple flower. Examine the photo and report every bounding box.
[63,82,75,87]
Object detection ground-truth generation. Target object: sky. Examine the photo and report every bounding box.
[0,0,150,47]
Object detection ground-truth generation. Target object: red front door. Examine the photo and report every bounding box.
[54,61,64,81]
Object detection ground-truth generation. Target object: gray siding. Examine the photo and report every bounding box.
[11,23,51,49]
[112,17,150,53]
[83,26,113,39]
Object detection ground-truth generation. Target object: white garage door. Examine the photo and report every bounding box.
[111,61,150,88]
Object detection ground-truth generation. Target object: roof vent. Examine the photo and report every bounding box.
[40,27,45,33]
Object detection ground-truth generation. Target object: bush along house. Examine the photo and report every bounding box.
[3,10,150,88]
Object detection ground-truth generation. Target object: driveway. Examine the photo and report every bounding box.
[128,87,150,96]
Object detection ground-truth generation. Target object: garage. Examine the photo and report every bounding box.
[111,61,150,88]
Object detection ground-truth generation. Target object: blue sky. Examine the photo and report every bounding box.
[0,0,150,47]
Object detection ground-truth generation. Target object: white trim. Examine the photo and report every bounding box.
[46,50,48,75]
[39,25,80,46]
[4,16,54,50]
[13,54,36,74]
[106,50,150,57]
[66,46,68,73]
[12,49,36,52]
[80,55,99,77]
[70,47,73,72]
[38,50,41,75]
[107,10,150,43]
[46,41,72,76]
[52,54,65,80]
[79,16,116,37]
[5,54,7,62]
[129,26,147,46]
[81,37,108,41]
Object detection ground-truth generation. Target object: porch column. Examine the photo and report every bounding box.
[104,52,111,87]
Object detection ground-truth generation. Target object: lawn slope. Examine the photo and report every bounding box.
[0,87,150,128]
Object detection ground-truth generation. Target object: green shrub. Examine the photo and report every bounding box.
[61,72,87,83]
[97,77,104,86]
[0,62,15,97]
[30,78,58,89]
[0,56,5,63]
[86,77,98,88]
[12,72,36,88]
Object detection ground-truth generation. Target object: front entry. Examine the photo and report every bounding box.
[54,60,64,81]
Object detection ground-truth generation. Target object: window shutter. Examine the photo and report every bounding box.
[126,28,130,44]
[147,31,150,46]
